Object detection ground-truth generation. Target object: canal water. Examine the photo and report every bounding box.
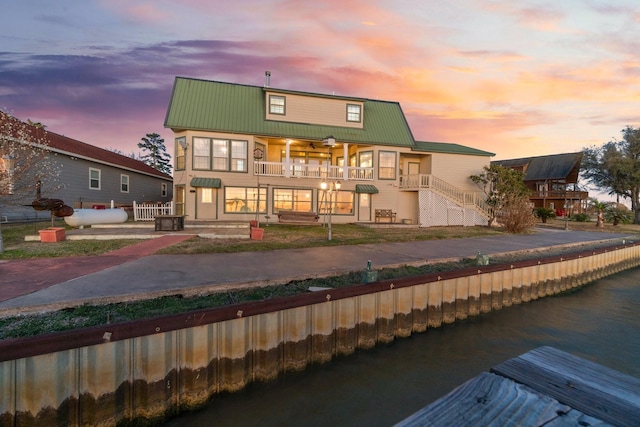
[166,268,640,427]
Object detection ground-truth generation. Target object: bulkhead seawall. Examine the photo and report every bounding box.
[0,242,638,426]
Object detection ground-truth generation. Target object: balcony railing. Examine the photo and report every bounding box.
[254,161,373,181]
[529,190,589,200]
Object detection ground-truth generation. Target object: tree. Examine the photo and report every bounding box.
[470,164,533,229]
[582,126,640,224]
[0,110,61,252]
[108,147,141,160]
[590,198,608,228]
[137,133,172,175]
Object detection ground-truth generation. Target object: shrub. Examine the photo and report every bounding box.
[605,206,632,225]
[573,213,590,222]
[499,195,537,233]
[533,207,556,223]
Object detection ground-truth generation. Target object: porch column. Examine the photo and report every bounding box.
[342,143,349,181]
[285,139,291,178]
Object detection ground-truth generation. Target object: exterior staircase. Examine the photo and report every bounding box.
[400,174,492,227]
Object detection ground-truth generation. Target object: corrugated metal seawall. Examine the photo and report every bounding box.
[1,244,638,426]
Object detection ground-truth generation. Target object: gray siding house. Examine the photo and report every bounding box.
[1,118,173,222]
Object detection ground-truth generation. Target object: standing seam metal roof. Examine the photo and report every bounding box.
[164,77,416,147]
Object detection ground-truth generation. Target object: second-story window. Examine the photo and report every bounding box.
[175,137,186,170]
[347,104,361,122]
[378,151,397,180]
[269,95,286,115]
[194,137,248,172]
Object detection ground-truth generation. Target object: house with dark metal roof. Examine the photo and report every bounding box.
[0,114,173,222]
[492,152,588,215]
[164,75,494,226]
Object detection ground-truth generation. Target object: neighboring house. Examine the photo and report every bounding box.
[163,76,494,227]
[0,120,173,222]
[492,152,588,215]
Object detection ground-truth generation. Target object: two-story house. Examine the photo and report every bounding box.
[492,152,588,216]
[163,76,494,227]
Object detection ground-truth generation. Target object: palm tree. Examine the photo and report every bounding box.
[590,199,608,228]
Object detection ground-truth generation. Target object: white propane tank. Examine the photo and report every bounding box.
[64,208,128,227]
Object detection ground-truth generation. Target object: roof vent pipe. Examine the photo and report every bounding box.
[265,71,271,87]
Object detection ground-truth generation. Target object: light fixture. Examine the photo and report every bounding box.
[178,139,188,150]
[322,136,336,147]
[319,179,341,241]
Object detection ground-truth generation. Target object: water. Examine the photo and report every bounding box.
[166,269,640,427]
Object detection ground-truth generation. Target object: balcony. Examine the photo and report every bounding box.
[254,161,373,181]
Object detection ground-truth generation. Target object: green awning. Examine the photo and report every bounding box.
[190,177,221,188]
[355,184,379,194]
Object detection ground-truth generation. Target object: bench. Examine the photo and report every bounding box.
[375,209,396,223]
[277,210,320,224]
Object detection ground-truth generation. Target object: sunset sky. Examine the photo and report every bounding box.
[1,1,639,161]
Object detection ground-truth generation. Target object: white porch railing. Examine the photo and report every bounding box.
[400,174,492,219]
[254,161,374,181]
[133,201,174,221]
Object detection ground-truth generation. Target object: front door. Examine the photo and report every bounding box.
[195,187,217,220]
[358,193,371,222]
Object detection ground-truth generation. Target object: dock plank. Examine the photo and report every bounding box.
[394,372,599,427]
[490,346,640,426]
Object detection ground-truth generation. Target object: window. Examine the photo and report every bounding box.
[319,190,354,215]
[193,137,210,169]
[202,188,213,203]
[269,95,286,115]
[161,183,168,197]
[378,151,397,180]
[175,137,186,170]
[359,151,373,168]
[212,139,228,170]
[120,174,129,193]
[89,168,101,190]
[225,186,266,213]
[175,185,185,216]
[193,138,248,172]
[347,104,361,122]
[231,140,246,172]
[358,151,373,180]
[273,188,313,212]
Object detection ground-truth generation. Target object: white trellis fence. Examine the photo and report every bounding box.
[133,201,174,221]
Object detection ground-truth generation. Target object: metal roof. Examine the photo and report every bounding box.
[164,77,416,147]
[413,141,494,157]
[355,184,379,194]
[492,152,583,182]
[1,111,172,181]
[190,177,221,188]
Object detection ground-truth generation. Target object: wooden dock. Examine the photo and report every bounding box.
[396,346,640,427]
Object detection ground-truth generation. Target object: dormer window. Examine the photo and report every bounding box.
[347,104,361,122]
[269,95,286,115]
